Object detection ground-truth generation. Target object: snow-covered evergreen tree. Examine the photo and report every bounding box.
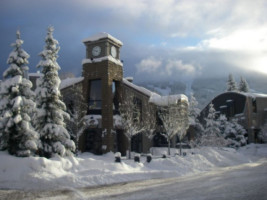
[226,74,237,92]
[0,30,39,156]
[201,103,227,146]
[218,114,229,135]
[35,27,75,158]
[218,114,247,148]
[238,76,249,93]
[225,118,247,148]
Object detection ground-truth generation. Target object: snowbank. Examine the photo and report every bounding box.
[0,144,266,190]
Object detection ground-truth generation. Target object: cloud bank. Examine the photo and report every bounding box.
[0,0,266,81]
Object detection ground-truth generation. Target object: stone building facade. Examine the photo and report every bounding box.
[200,92,267,143]
[58,33,187,155]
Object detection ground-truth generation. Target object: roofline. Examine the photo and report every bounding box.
[122,78,160,98]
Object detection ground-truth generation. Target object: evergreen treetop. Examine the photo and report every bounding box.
[239,76,249,93]
[4,30,30,79]
[226,73,237,92]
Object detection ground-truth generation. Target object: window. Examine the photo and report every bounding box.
[112,81,120,114]
[89,79,102,110]
[252,99,257,113]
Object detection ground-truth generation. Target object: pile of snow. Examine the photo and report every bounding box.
[0,144,266,190]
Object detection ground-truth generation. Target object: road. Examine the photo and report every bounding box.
[1,159,267,200]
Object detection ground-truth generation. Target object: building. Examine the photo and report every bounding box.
[57,33,188,155]
[200,92,267,143]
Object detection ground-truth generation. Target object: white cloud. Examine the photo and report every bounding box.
[136,57,201,81]
[75,0,267,37]
[188,26,267,75]
[136,57,162,73]
[200,27,267,51]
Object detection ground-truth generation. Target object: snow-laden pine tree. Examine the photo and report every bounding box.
[225,118,247,148]
[226,74,237,92]
[239,76,249,93]
[218,114,229,135]
[201,103,227,146]
[35,27,75,158]
[218,114,246,148]
[0,30,39,156]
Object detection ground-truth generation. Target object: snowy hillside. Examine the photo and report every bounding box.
[139,74,267,109]
[0,144,266,190]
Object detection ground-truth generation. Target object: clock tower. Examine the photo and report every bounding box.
[82,33,123,154]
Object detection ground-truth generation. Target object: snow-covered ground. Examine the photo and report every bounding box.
[0,144,266,191]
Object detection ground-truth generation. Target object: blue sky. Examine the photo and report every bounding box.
[1,0,267,82]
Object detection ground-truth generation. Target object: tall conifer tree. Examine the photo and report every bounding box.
[35,27,75,158]
[0,31,39,156]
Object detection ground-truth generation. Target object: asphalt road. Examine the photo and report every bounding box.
[1,159,267,200]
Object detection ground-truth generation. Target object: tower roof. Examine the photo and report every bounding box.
[82,32,123,45]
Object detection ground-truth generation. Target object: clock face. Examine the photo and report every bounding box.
[92,46,101,57]
[111,46,117,58]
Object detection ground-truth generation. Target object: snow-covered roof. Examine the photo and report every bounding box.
[149,94,188,106]
[82,32,123,46]
[241,92,267,98]
[125,77,133,82]
[82,56,123,66]
[122,78,160,98]
[60,77,84,90]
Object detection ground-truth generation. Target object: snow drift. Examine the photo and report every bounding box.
[0,144,266,190]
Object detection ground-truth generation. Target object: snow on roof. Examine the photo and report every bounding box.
[149,94,188,106]
[226,92,267,98]
[60,77,84,90]
[125,77,133,82]
[244,93,267,98]
[82,32,123,46]
[122,78,160,98]
[82,56,123,66]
